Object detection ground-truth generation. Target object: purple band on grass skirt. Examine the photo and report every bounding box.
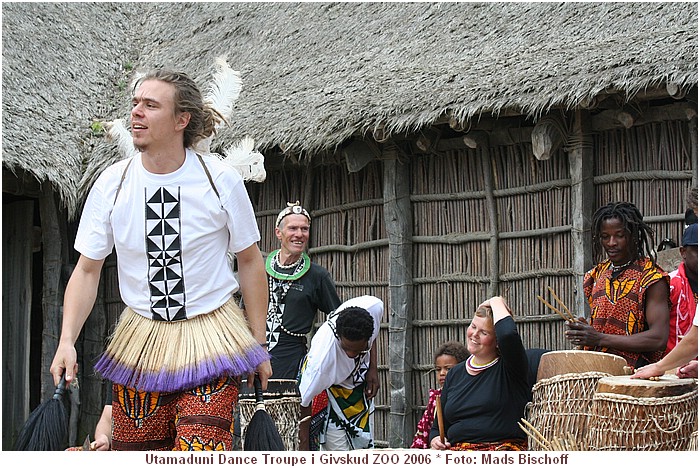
[94,345,269,393]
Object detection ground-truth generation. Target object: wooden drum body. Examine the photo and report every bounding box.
[239,379,301,451]
[588,375,698,451]
[527,371,610,450]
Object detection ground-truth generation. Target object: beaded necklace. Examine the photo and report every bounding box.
[277,319,306,337]
[609,258,635,279]
[609,259,633,273]
[465,355,500,373]
[265,250,311,280]
[275,250,303,270]
[266,250,312,342]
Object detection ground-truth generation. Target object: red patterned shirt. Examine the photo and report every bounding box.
[666,262,698,354]
[410,388,440,449]
[583,257,669,368]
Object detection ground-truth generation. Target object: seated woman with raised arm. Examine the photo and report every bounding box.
[429,296,529,451]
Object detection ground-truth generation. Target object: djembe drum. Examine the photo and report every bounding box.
[527,371,609,450]
[526,350,629,450]
[587,375,698,451]
[239,379,301,450]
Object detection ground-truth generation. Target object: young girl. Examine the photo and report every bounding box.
[410,341,468,449]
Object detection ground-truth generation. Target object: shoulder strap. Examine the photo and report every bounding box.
[196,153,221,200]
[113,154,221,205]
[113,158,134,205]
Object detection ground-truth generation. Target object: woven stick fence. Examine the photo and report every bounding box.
[593,121,694,251]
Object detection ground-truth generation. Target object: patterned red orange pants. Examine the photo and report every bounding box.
[452,438,528,451]
[111,377,239,451]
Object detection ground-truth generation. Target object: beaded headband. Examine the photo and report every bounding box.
[276,201,311,227]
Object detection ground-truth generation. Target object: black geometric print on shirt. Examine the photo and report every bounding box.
[145,187,186,321]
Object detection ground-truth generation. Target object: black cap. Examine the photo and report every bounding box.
[682,223,698,247]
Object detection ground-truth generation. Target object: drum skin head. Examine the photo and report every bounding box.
[536,350,628,381]
[596,375,697,397]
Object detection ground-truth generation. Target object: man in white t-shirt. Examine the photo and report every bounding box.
[50,70,271,450]
[297,295,383,451]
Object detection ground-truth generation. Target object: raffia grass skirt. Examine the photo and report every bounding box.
[94,298,269,393]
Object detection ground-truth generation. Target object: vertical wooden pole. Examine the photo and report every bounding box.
[479,141,499,297]
[303,164,316,246]
[688,116,698,188]
[382,142,414,447]
[569,109,594,317]
[39,188,66,400]
[302,163,315,210]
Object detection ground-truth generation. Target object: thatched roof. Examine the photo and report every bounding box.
[2,2,697,216]
[2,2,138,212]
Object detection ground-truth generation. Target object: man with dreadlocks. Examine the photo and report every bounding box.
[297,295,383,451]
[565,201,670,369]
[50,70,271,450]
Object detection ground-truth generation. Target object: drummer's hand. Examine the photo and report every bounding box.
[430,435,450,450]
[677,360,698,379]
[50,342,78,387]
[248,359,272,389]
[631,363,662,379]
[564,317,600,348]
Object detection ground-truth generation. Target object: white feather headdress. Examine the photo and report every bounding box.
[221,136,266,183]
[106,58,265,182]
[105,118,138,159]
[206,56,243,124]
[193,56,243,155]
